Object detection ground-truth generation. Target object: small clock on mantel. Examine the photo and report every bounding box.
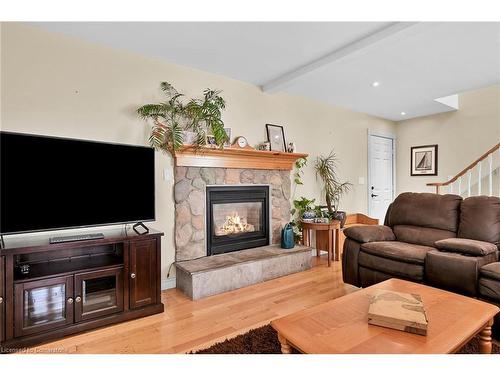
[232,136,253,149]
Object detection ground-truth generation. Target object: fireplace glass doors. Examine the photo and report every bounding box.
[206,186,270,255]
[213,202,262,236]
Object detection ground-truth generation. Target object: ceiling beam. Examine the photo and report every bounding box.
[261,22,420,93]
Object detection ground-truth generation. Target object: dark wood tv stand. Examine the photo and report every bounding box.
[0,228,164,350]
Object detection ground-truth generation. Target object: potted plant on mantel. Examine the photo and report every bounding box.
[315,150,352,227]
[137,82,228,155]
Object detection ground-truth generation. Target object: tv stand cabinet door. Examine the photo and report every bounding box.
[14,275,74,337]
[129,239,157,309]
[0,256,4,343]
[74,267,124,322]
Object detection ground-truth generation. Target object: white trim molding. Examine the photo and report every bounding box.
[161,277,177,290]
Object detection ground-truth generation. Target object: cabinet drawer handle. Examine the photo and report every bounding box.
[130,273,136,279]
[0,297,3,304]
[67,297,74,304]
[75,296,82,303]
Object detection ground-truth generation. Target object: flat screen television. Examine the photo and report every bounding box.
[0,132,155,234]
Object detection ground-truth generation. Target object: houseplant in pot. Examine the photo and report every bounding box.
[315,150,352,227]
[290,197,316,243]
[137,82,228,155]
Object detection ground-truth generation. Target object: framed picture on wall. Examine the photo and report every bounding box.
[411,144,438,176]
[266,124,286,152]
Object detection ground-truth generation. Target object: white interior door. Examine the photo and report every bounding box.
[368,134,395,224]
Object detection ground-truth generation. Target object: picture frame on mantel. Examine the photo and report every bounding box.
[266,124,286,152]
[411,144,438,176]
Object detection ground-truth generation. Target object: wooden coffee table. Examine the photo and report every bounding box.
[271,279,499,354]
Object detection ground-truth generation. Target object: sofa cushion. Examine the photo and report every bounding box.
[479,278,500,302]
[458,196,500,247]
[359,252,424,281]
[387,192,462,232]
[360,241,434,265]
[480,263,500,281]
[435,238,497,256]
[343,225,395,243]
[393,225,456,247]
[359,267,396,288]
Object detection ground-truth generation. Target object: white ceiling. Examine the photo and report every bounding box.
[31,22,500,121]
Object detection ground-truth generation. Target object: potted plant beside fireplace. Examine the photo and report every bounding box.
[315,150,352,227]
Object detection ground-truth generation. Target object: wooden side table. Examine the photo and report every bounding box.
[301,221,341,267]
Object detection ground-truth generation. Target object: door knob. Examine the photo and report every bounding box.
[75,296,82,303]
[0,297,3,304]
[130,273,136,279]
[371,194,378,198]
[67,297,74,304]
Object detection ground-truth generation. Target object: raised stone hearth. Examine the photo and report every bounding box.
[176,244,312,299]
[174,166,292,261]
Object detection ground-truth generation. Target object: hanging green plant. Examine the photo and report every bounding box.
[293,157,307,186]
[137,82,228,155]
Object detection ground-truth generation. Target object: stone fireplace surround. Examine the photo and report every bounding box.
[174,166,292,261]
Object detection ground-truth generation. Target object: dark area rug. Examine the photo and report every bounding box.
[193,324,500,354]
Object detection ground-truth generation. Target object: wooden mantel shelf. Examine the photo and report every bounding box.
[174,146,308,170]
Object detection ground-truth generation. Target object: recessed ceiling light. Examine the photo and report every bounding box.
[401,112,406,116]
[372,81,380,87]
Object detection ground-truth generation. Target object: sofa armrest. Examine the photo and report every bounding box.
[343,225,395,243]
[342,238,362,287]
[434,238,497,256]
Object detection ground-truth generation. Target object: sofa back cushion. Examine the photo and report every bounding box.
[458,196,500,247]
[388,192,462,233]
[393,225,456,247]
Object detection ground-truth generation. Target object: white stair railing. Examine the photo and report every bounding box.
[428,143,499,197]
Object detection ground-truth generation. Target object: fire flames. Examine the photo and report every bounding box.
[215,212,255,236]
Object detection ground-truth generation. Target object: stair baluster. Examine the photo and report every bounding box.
[478,161,482,195]
[467,170,472,197]
[489,153,493,196]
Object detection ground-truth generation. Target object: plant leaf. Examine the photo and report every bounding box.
[138,82,227,155]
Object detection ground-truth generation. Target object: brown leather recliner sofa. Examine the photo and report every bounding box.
[342,193,500,304]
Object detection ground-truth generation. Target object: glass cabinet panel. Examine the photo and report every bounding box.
[14,275,73,337]
[75,267,123,322]
[24,284,66,328]
[82,275,117,314]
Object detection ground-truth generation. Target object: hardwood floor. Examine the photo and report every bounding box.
[32,255,357,354]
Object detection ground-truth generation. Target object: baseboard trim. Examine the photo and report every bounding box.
[161,277,176,290]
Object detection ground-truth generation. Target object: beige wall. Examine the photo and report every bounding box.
[1,23,396,283]
[396,84,500,195]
